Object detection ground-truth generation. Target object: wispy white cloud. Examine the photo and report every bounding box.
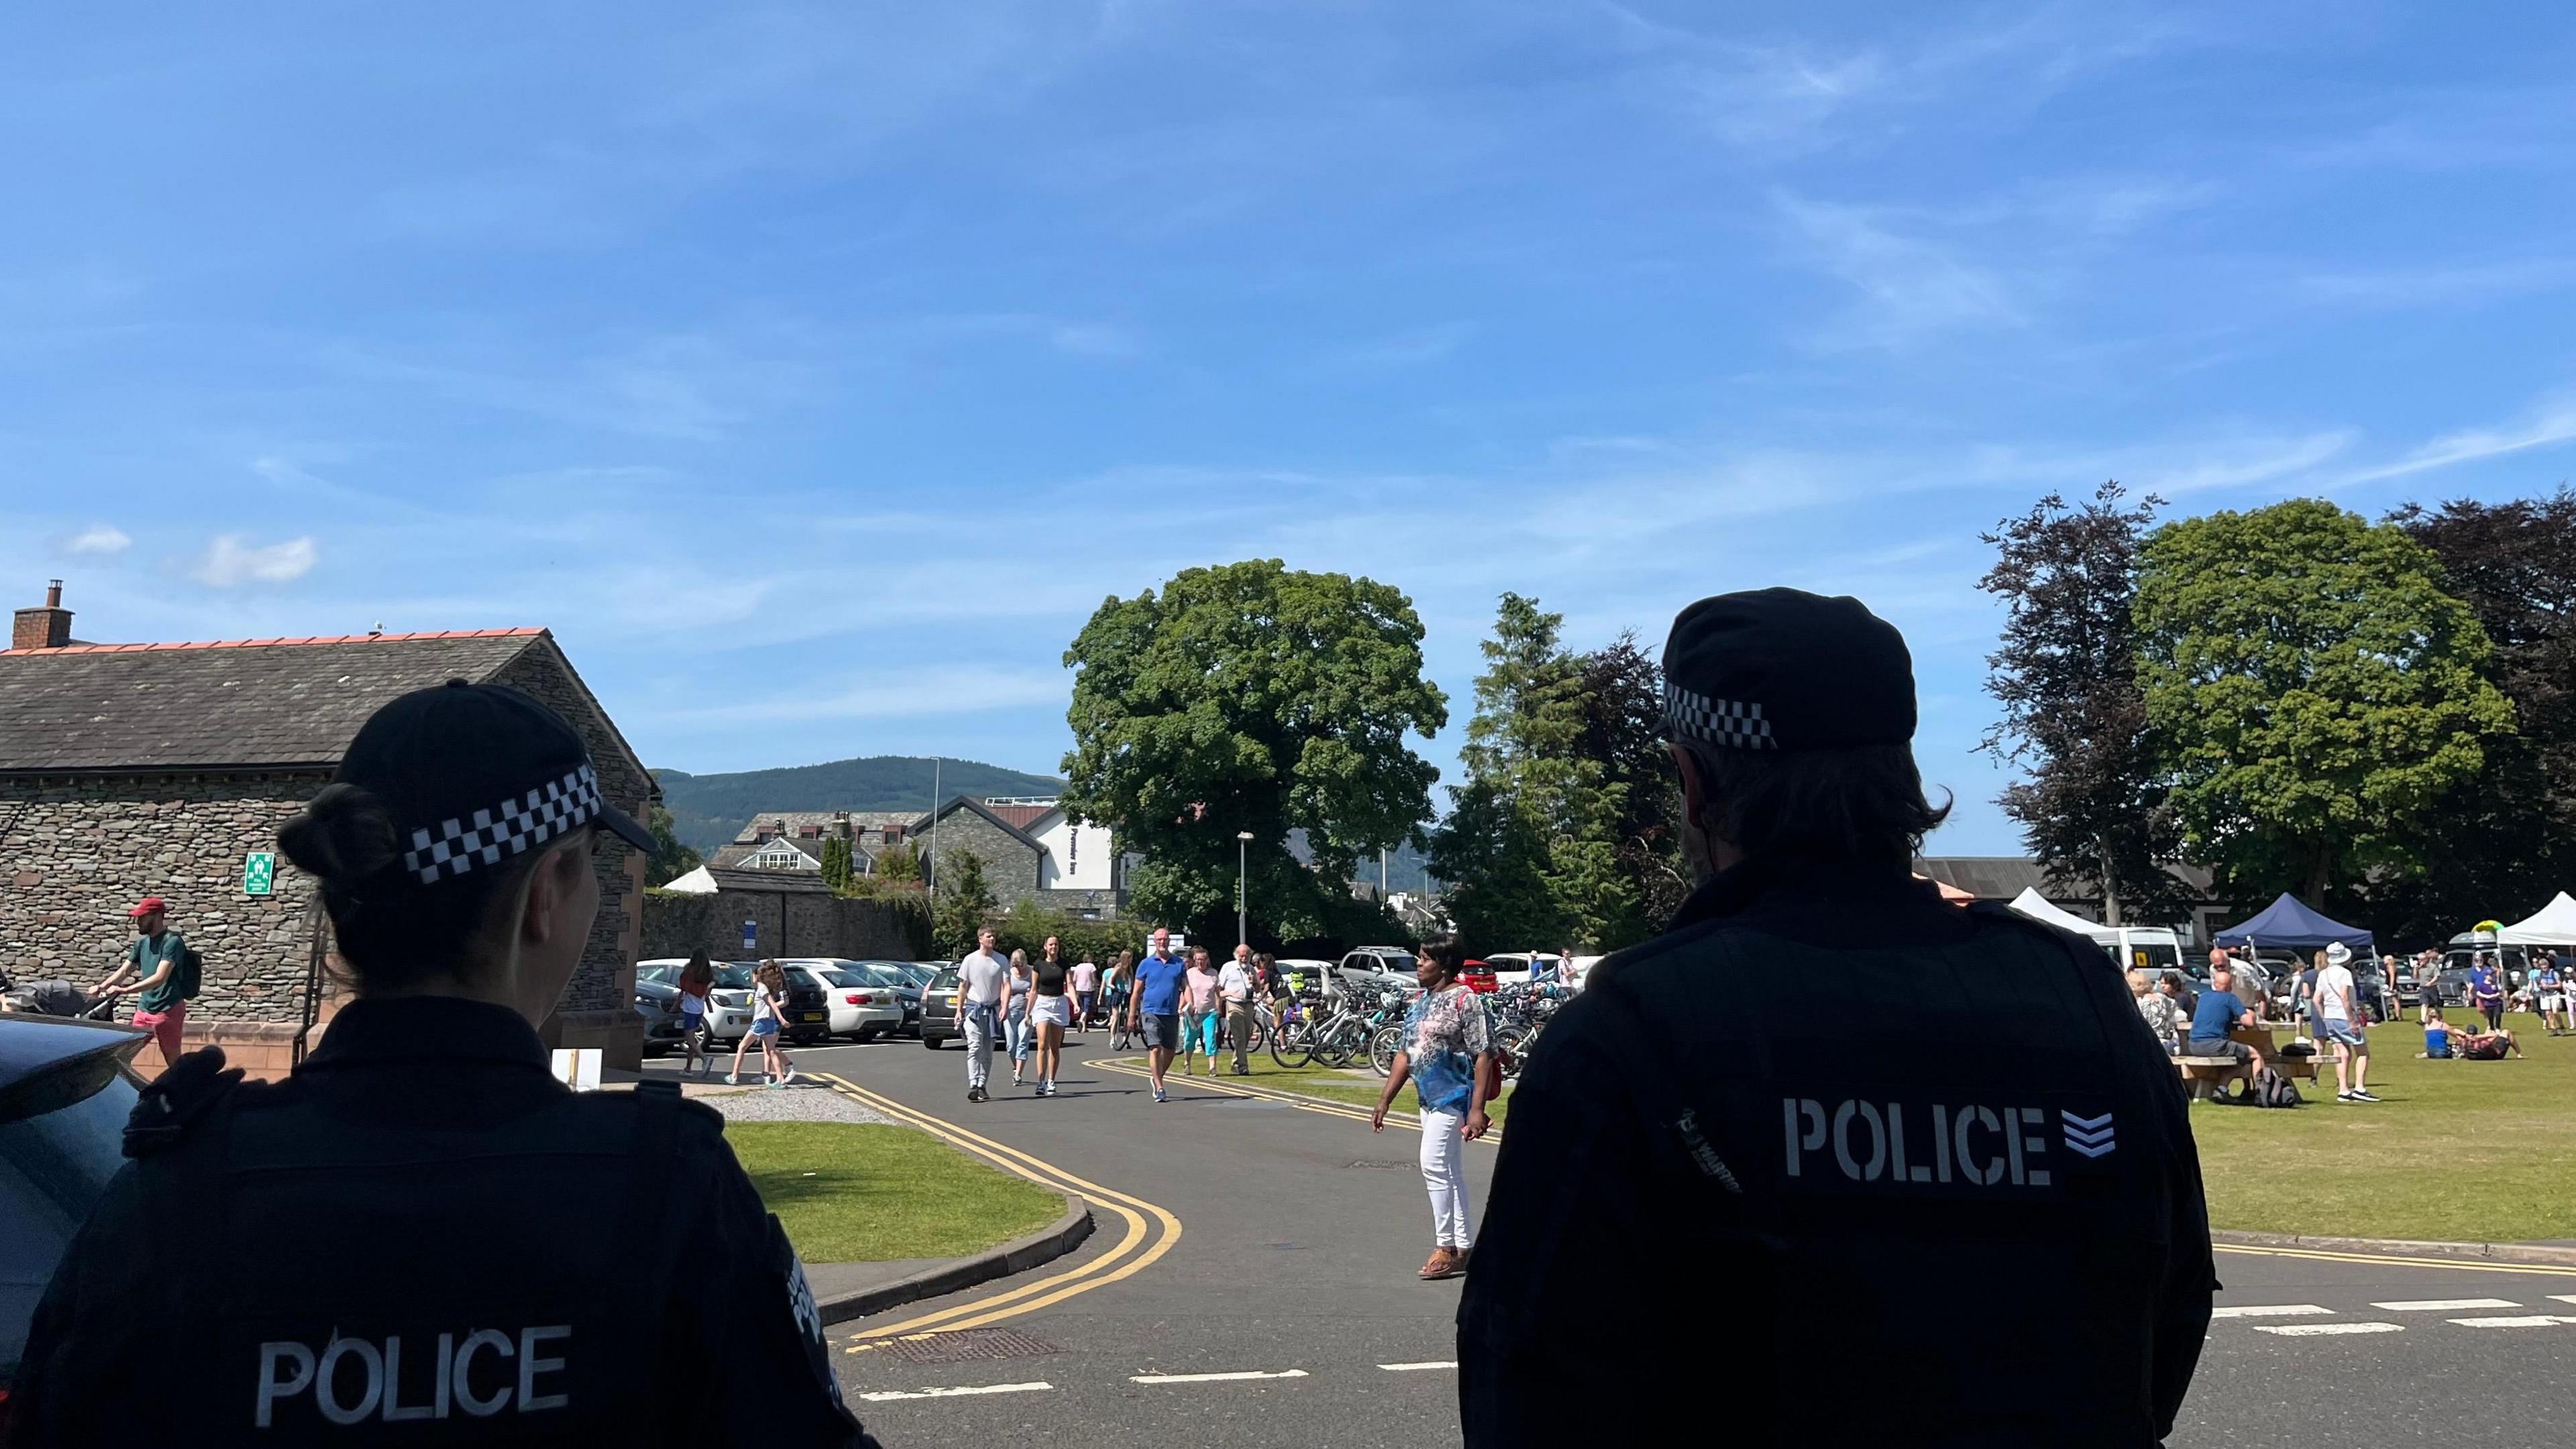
[2340,398,2576,486]
[190,534,319,588]
[58,523,131,556]
[1776,195,2023,349]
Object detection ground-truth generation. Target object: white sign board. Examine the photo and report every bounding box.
[549,1049,602,1093]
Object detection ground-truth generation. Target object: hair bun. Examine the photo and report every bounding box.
[278,783,403,883]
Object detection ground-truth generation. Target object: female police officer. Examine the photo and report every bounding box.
[9,680,876,1448]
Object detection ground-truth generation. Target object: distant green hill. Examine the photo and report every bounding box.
[655,756,1067,852]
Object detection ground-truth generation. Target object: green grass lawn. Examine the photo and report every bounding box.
[727,1122,1063,1263]
[2190,1014,2576,1241]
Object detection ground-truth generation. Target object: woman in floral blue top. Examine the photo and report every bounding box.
[1371,932,1495,1281]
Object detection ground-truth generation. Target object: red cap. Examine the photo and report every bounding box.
[128,896,167,918]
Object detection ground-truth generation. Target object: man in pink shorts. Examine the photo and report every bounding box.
[94,896,193,1065]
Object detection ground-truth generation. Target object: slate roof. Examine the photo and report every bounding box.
[908,795,1048,854]
[733,809,919,844]
[987,803,1058,832]
[1912,855,2218,904]
[0,630,549,773]
[696,867,837,896]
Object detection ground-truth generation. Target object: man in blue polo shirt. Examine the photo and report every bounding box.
[1126,927,1191,1104]
[2187,958,2269,1097]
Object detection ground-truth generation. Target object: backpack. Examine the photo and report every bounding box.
[176,944,204,1001]
[2251,1066,2302,1108]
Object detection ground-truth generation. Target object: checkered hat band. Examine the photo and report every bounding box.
[1664,683,1776,750]
[401,764,602,885]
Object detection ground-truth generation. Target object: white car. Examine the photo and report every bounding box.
[635,959,754,1044]
[777,958,907,1042]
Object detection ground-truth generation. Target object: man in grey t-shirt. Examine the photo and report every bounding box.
[957,927,1010,1103]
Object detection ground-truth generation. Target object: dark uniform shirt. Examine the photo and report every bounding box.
[1458,855,2214,1447]
[9,996,873,1448]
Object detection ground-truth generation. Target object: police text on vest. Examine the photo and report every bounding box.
[254,1326,571,1428]
[1783,1098,2054,1187]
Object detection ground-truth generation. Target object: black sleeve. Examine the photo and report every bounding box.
[5,1167,168,1449]
[1456,1026,1659,1447]
[2145,1049,2217,1435]
[686,1152,878,1449]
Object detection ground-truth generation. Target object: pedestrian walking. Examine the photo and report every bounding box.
[1458,588,2211,1446]
[1371,932,1494,1281]
[677,951,717,1077]
[1180,947,1222,1075]
[1105,949,1136,1050]
[957,928,1009,1102]
[1220,943,1260,1075]
[729,960,796,1087]
[1126,929,1189,1102]
[2535,950,2567,1035]
[2469,953,2506,1031]
[1004,949,1036,1086]
[2314,942,2377,1102]
[91,896,195,1068]
[1071,953,1102,1034]
[1028,937,1072,1096]
[7,677,874,1445]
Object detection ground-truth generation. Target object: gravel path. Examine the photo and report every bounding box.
[696,1082,897,1126]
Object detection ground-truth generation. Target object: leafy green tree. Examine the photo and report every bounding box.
[644,804,702,887]
[875,840,922,883]
[2373,491,2576,937]
[2133,499,2514,902]
[817,836,855,892]
[1576,633,1690,945]
[1060,559,1448,948]
[1428,594,1633,952]
[1979,484,2190,925]
[930,848,996,957]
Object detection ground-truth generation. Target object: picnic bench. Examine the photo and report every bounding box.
[2172,1022,2320,1099]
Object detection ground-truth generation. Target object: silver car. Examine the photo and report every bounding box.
[777,959,908,1042]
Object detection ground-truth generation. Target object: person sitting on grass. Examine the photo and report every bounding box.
[2455,1021,2524,1060]
[2419,1006,2453,1060]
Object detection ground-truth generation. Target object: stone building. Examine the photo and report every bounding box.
[912,796,1126,918]
[1,584,656,1075]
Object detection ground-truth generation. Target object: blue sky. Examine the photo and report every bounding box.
[8,2,2575,853]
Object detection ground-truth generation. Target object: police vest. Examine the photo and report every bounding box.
[1583,907,2190,1443]
[145,1076,691,1446]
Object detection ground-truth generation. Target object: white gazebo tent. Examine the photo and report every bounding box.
[2497,892,2576,946]
[2004,888,2120,946]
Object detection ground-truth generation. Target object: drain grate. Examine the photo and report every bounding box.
[871,1328,1061,1365]
[1344,1159,1411,1170]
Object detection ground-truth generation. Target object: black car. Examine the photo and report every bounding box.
[920,967,961,1049]
[3,1014,150,1433]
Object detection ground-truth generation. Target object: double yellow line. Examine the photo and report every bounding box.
[812,1073,1183,1346]
[1087,1056,1505,1146]
[2211,1242,2576,1277]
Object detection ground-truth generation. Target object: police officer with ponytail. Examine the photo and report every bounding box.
[1458,590,2214,1447]
[10,681,876,1447]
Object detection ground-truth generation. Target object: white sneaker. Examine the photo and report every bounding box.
[780,1067,798,1085]
[724,1072,739,1085]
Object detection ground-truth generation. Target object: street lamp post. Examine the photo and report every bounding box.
[1236,831,1254,948]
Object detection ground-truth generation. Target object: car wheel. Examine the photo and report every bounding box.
[922,1034,944,1050]
[855,1026,882,1043]
[790,1029,823,1046]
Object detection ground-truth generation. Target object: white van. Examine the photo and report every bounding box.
[2002,890,2185,975]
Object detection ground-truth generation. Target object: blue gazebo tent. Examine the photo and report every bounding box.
[2212,893,2375,954]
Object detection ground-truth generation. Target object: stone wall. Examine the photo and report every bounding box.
[0,771,329,1024]
[491,643,651,1023]
[643,888,928,963]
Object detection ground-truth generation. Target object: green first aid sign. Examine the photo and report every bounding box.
[244,851,276,896]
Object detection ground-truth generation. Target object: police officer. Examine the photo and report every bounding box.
[1458,590,2213,1447]
[9,681,877,1448]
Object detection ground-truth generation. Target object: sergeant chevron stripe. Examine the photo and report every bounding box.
[2061,1110,2116,1158]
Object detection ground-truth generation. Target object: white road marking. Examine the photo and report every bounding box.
[2212,1304,2332,1319]
[2371,1297,2521,1311]
[2448,1316,2576,1330]
[859,1381,1055,1402]
[2551,1295,2576,1307]
[1130,1369,1310,1385]
[2255,1322,2404,1337]
[1379,1361,1458,1371]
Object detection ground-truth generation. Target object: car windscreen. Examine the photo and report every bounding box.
[2130,943,2180,975]
[1,1068,138,1386]
[712,965,755,988]
[822,970,869,987]
[932,970,961,990]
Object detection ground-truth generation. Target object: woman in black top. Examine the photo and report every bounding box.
[1028,936,1073,1097]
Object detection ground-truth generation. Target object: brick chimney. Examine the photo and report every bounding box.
[11,580,71,651]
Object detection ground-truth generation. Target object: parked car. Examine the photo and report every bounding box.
[776,959,907,1042]
[1483,952,1570,987]
[1458,959,1499,994]
[3,1015,149,1432]
[635,959,754,1044]
[1274,958,1338,996]
[920,966,961,1049]
[1337,947,1415,994]
[847,961,926,1036]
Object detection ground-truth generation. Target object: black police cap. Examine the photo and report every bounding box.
[1661,588,1916,752]
[337,679,655,886]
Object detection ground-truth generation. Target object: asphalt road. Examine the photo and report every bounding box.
[656,1033,2576,1448]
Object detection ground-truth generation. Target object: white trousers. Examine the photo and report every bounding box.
[963,1004,998,1089]
[1419,1108,1473,1250]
